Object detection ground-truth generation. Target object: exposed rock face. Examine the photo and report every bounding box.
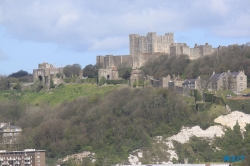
[214,111,250,131]
[58,151,96,164]
[168,125,224,144]
[127,111,250,165]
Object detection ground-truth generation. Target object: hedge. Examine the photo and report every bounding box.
[106,80,128,85]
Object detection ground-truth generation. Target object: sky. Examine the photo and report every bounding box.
[0,0,249,75]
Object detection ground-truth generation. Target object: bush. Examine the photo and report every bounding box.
[13,83,22,91]
[63,78,71,83]
[106,80,128,85]
[81,78,98,84]
[99,77,106,86]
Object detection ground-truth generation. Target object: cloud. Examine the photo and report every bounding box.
[0,0,249,52]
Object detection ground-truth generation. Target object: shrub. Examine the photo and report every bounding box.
[99,77,106,86]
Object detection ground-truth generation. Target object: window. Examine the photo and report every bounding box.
[37,156,40,158]
[240,77,243,80]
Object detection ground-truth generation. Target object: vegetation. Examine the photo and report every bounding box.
[82,64,99,78]
[8,70,29,78]
[0,84,120,106]
[63,64,82,77]
[142,45,250,83]
[0,44,250,165]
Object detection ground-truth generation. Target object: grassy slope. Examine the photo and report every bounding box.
[0,84,124,105]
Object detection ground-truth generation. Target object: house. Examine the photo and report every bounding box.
[208,70,247,92]
[0,123,22,145]
[182,77,201,90]
[0,149,45,166]
[173,76,184,87]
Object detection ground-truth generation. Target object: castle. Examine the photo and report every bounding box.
[33,62,63,85]
[97,32,219,70]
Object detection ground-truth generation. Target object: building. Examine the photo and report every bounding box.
[182,77,201,90]
[98,66,119,81]
[0,123,22,145]
[129,32,174,55]
[97,32,218,70]
[208,70,247,92]
[130,70,145,86]
[33,62,63,85]
[0,149,45,166]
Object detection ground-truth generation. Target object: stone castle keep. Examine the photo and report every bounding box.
[97,32,219,70]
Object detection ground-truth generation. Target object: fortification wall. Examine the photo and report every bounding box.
[181,46,190,56]
[190,47,200,59]
[202,44,213,56]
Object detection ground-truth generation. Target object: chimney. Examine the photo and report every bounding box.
[213,71,215,75]
[228,70,230,73]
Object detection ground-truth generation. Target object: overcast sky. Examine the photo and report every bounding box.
[0,0,249,75]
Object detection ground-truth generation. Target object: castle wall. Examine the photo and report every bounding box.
[96,56,105,67]
[130,32,174,55]
[104,55,114,68]
[190,47,200,59]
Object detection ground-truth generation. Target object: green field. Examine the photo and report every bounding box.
[0,84,124,105]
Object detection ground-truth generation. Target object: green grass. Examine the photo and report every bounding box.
[215,90,237,97]
[242,88,250,94]
[0,84,124,105]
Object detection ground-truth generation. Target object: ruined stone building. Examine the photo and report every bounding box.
[98,66,119,80]
[33,62,63,85]
[208,70,247,92]
[96,32,218,71]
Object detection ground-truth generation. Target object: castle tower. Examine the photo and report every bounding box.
[129,32,175,55]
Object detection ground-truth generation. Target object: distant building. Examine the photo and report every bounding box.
[0,149,45,166]
[98,66,119,81]
[0,123,22,145]
[33,62,63,85]
[182,77,201,90]
[208,70,247,92]
[130,70,145,86]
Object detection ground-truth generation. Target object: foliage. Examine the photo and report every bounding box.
[8,70,29,78]
[0,76,10,90]
[142,45,250,85]
[118,68,132,79]
[106,80,128,85]
[99,77,106,86]
[141,54,190,79]
[63,64,82,77]
[13,83,22,91]
[82,64,98,78]
[80,78,98,84]
[2,84,119,106]
[56,73,62,78]
[50,79,55,89]
[31,80,44,92]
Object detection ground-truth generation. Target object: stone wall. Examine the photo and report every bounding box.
[129,32,174,55]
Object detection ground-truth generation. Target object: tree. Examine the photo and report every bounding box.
[99,77,106,86]
[83,64,98,78]
[8,70,28,78]
[63,65,73,77]
[122,70,131,80]
[72,64,82,76]
[0,75,9,90]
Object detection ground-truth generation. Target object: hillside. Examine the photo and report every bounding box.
[2,84,250,165]
[0,45,250,165]
[0,84,121,106]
